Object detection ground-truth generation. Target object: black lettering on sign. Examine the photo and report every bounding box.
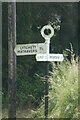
[35,49,37,52]
[18,48,38,53]
[50,56,59,59]
[20,46,34,50]
[39,47,43,51]
[19,45,37,51]
[23,50,27,52]
[28,46,32,49]
[17,50,22,53]
[28,50,31,53]
[32,45,36,49]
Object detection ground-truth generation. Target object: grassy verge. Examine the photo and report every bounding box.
[31,56,78,118]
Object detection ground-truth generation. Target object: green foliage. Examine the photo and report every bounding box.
[31,53,78,118]
[49,60,78,118]
[16,63,44,108]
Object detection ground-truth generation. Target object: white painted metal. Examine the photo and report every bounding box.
[36,54,64,61]
[14,24,64,62]
[41,25,54,40]
[14,43,46,56]
[48,54,64,61]
[36,54,47,61]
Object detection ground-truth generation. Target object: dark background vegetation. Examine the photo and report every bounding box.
[2,2,79,110]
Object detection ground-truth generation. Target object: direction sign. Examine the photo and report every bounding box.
[49,54,64,61]
[36,54,64,61]
[14,43,46,56]
[36,54,47,61]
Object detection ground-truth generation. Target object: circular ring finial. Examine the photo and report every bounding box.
[41,25,54,40]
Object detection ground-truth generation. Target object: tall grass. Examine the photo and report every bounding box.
[31,49,78,119]
[48,59,78,118]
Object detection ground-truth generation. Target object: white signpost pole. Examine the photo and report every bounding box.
[40,25,54,118]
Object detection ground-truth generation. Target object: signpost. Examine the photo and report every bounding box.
[36,54,64,61]
[14,24,64,118]
[14,43,46,56]
[40,25,54,118]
